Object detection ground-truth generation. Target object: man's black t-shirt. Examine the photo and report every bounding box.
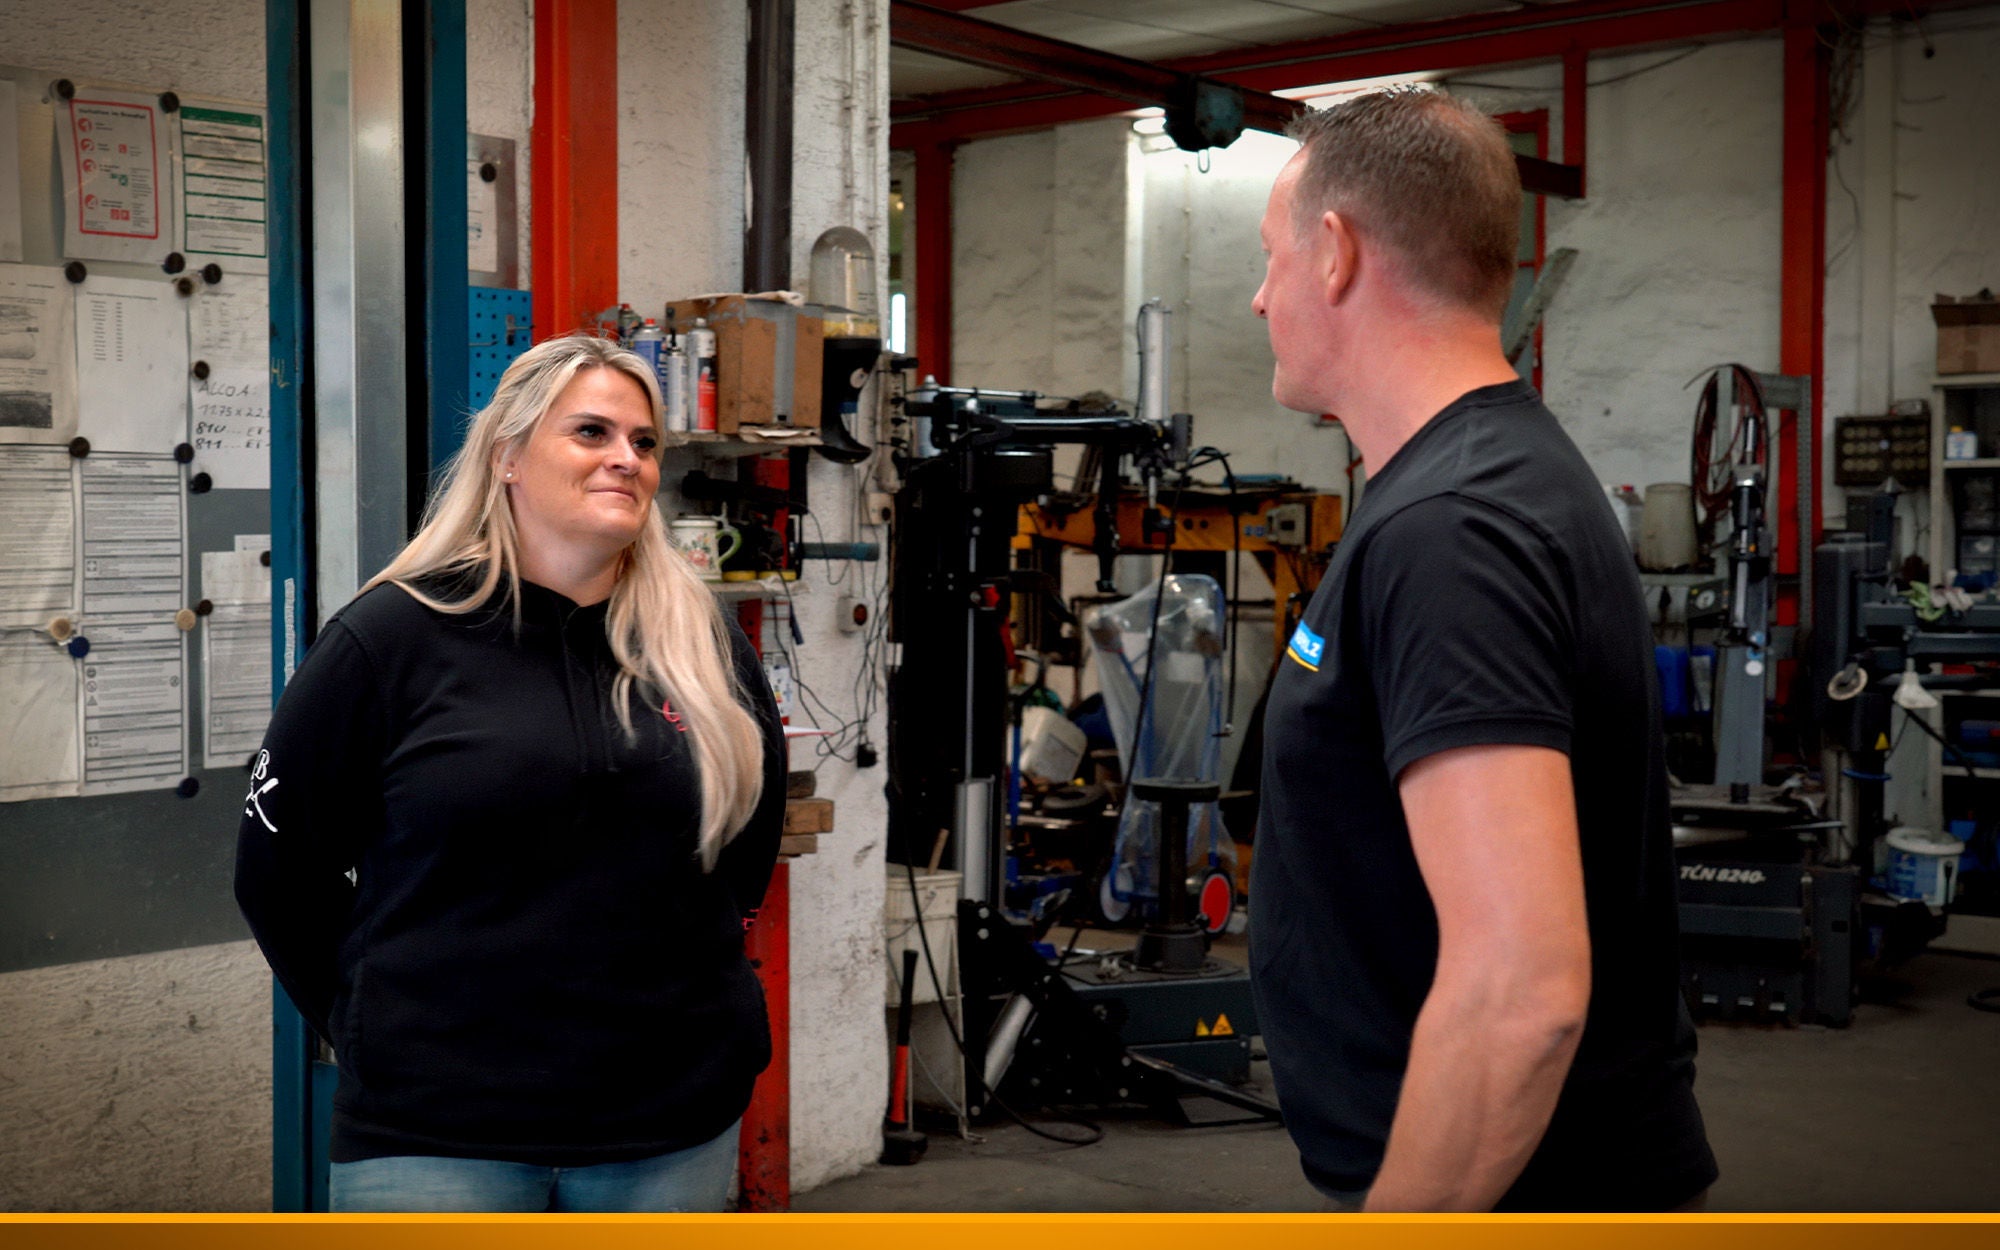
[1249,379,1717,1211]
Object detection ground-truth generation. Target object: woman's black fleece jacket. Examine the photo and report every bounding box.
[234,576,787,1165]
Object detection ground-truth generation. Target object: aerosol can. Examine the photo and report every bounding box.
[630,318,665,375]
[659,332,690,432]
[688,317,719,432]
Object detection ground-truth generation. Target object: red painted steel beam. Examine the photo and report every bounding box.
[890,2,1581,196]
[1563,49,1588,197]
[892,0,1790,143]
[1776,13,1830,621]
[892,0,1303,137]
[531,0,620,341]
[738,860,792,1211]
[913,141,955,384]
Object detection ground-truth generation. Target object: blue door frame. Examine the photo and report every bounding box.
[265,0,470,1211]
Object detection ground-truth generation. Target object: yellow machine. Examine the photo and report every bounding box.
[1018,486,1343,657]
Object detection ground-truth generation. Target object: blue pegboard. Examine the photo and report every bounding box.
[469,287,533,410]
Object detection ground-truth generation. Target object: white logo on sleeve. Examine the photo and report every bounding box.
[245,749,280,832]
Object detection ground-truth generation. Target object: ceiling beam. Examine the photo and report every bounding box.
[890,0,1592,195]
[892,0,1970,145]
[890,0,1304,140]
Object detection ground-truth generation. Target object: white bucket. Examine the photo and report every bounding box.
[1885,827,1965,907]
[886,868,961,1005]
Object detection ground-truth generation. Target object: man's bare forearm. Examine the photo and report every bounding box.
[1364,968,1585,1211]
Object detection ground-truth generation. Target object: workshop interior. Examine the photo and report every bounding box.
[1,0,1997,1216]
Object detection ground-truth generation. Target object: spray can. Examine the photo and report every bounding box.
[659,334,690,432]
[688,317,719,432]
[630,318,665,376]
[615,302,640,344]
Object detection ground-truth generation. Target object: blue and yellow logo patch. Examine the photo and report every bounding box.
[1286,621,1325,671]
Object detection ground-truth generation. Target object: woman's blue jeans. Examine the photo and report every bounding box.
[329,1120,741,1212]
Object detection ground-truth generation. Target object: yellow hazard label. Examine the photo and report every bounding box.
[1211,1013,1234,1037]
[1194,1019,1210,1037]
[1875,732,1890,750]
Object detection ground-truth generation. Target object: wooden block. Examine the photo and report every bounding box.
[735,315,777,432]
[792,312,824,429]
[783,797,834,835]
[778,834,818,858]
[785,770,817,799]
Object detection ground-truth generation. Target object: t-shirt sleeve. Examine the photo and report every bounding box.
[232,617,384,1043]
[715,618,786,925]
[1357,493,1577,780]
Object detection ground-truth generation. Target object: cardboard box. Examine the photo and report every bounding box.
[1933,294,2000,375]
[664,294,824,432]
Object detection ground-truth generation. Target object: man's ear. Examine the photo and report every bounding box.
[1321,210,1360,308]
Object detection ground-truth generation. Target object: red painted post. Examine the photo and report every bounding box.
[531,0,620,341]
[1563,49,1587,198]
[913,141,955,385]
[738,859,791,1211]
[1777,15,1829,626]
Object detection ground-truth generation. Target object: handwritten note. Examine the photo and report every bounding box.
[187,284,269,488]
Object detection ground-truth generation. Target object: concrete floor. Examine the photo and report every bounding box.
[798,946,2000,1213]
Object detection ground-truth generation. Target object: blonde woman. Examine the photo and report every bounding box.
[235,334,785,1212]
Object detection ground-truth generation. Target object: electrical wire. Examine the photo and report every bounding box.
[897,858,1104,1147]
[1442,44,1707,92]
[1899,702,1985,783]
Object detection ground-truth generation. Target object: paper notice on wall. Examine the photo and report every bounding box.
[80,453,185,617]
[179,103,269,275]
[0,81,24,263]
[0,445,79,628]
[0,630,81,802]
[0,444,85,803]
[187,283,269,488]
[0,264,79,444]
[80,614,188,795]
[58,87,174,265]
[200,543,270,770]
[74,274,191,455]
[78,454,187,795]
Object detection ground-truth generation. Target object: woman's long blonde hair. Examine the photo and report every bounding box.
[362,333,764,868]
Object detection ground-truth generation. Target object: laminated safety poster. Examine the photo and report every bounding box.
[57,86,177,266]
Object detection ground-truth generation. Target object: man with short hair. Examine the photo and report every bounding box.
[1247,88,1717,1212]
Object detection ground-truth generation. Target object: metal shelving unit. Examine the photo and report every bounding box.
[1924,372,2000,834]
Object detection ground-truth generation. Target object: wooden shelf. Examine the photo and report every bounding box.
[666,429,822,457]
[708,574,805,599]
[1934,372,2000,389]
[1943,457,2000,470]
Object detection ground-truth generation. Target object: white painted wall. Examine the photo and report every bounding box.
[468,0,533,281]
[1823,13,2000,496]
[618,0,894,1195]
[3,0,264,102]
[2,0,890,1208]
[777,0,895,1195]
